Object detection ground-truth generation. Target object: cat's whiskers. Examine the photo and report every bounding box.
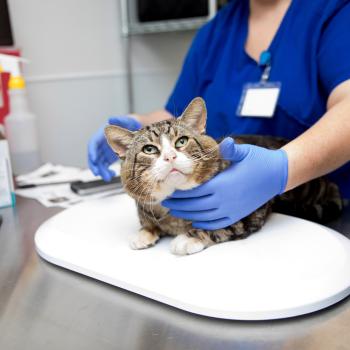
[128,171,152,184]
[128,177,153,196]
[146,179,161,223]
[127,173,155,202]
[190,155,220,162]
[190,147,221,162]
[192,144,220,157]
[136,177,161,224]
[138,191,154,223]
[128,171,155,197]
[129,170,170,224]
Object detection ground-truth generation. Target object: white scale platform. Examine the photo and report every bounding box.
[35,194,350,320]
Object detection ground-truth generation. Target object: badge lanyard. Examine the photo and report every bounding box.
[237,51,281,118]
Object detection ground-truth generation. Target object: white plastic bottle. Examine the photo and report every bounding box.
[3,56,41,175]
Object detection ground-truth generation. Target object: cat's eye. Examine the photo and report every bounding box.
[175,136,189,148]
[142,144,159,154]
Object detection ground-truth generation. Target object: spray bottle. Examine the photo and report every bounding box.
[0,53,41,175]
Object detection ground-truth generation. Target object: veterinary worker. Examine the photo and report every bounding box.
[88,0,350,230]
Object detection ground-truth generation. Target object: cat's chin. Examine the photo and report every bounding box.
[152,174,199,203]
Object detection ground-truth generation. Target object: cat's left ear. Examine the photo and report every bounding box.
[104,125,135,159]
[178,97,207,134]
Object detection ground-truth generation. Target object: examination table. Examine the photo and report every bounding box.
[0,196,350,350]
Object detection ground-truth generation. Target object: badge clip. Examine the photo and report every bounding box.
[237,51,281,118]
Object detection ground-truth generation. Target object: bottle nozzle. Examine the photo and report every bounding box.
[9,76,25,89]
[0,54,29,90]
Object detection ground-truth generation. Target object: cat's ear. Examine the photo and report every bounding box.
[179,97,207,134]
[104,125,135,159]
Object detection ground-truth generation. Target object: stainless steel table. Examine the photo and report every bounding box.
[1,196,350,350]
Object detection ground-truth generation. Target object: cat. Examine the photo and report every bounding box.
[104,97,343,255]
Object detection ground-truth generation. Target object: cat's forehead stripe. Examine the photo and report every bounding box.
[151,129,160,138]
[169,126,176,138]
[147,127,160,142]
[164,121,171,134]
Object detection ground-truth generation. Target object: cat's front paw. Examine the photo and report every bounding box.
[130,229,159,250]
[171,234,206,255]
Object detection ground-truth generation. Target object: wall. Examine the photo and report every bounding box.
[7,0,195,167]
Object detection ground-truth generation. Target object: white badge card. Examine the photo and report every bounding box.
[237,82,281,118]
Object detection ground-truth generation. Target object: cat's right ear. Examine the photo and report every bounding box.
[178,97,207,134]
[104,125,135,159]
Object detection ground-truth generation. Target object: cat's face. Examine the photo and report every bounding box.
[105,98,221,203]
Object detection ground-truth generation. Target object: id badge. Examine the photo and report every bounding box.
[237,82,281,118]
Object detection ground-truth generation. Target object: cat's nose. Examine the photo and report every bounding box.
[163,151,177,162]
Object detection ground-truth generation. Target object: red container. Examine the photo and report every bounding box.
[0,48,21,125]
[0,71,10,125]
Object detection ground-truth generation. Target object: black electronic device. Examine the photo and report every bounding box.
[0,0,13,46]
[137,0,209,22]
[120,0,217,35]
[70,177,124,196]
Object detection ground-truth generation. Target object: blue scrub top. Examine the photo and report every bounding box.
[165,0,350,198]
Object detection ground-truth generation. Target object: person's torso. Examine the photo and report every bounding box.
[195,0,350,197]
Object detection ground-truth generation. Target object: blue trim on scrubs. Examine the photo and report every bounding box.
[165,0,350,198]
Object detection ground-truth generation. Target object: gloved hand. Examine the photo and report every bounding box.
[88,116,141,181]
[162,138,288,230]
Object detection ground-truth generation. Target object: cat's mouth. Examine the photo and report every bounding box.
[164,167,192,181]
[170,168,184,174]
[152,164,194,185]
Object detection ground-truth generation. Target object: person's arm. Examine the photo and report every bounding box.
[131,109,173,126]
[283,79,350,191]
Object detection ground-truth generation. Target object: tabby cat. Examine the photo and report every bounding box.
[105,97,342,255]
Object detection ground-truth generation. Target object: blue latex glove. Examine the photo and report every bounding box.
[162,138,288,230]
[88,116,141,181]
